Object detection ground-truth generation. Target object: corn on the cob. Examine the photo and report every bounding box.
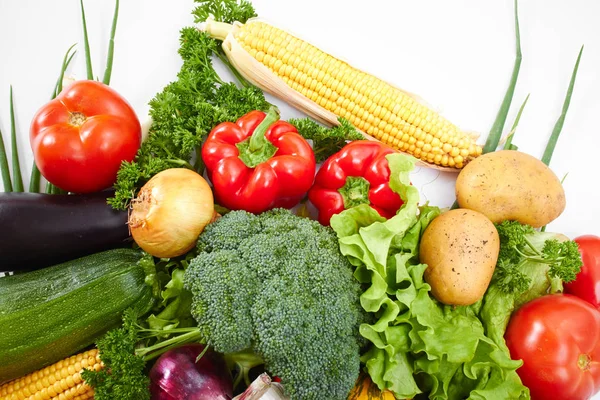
[0,349,101,400]
[202,18,482,170]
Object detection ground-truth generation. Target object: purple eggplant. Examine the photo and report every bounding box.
[0,190,130,272]
[149,344,233,400]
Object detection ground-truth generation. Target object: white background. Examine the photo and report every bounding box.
[0,1,599,398]
[1,1,598,240]
[0,0,599,240]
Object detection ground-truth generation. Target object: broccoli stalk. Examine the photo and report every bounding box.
[225,349,266,390]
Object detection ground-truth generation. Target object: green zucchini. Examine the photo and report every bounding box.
[0,248,154,383]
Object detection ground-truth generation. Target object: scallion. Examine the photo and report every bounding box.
[102,0,120,85]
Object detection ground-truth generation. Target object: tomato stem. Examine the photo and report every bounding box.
[69,112,87,127]
[578,353,591,371]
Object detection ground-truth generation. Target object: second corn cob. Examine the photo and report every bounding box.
[202,18,482,170]
[0,349,101,400]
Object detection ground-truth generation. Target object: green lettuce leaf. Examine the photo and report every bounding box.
[482,231,565,354]
[332,153,530,400]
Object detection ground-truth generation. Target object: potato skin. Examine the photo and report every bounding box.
[455,150,565,228]
[419,209,500,306]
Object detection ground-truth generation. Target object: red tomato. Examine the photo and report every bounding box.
[505,294,600,400]
[30,80,141,193]
[565,235,600,308]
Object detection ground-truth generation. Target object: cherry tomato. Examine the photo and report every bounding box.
[505,294,600,400]
[30,80,141,193]
[565,235,600,308]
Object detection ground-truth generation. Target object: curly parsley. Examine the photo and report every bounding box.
[109,0,268,210]
[109,0,367,210]
[81,310,151,400]
[289,117,364,162]
[493,220,583,294]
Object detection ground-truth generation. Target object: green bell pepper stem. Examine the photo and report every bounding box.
[249,107,280,152]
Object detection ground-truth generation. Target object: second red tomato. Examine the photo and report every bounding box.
[565,235,600,309]
[505,294,600,400]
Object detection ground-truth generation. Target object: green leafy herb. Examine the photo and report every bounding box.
[83,254,204,399]
[81,310,151,400]
[481,221,583,362]
[289,117,364,162]
[193,0,257,24]
[493,258,531,294]
[109,1,270,210]
[494,220,582,293]
[541,238,583,282]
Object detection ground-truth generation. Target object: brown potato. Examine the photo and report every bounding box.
[455,150,565,228]
[419,209,500,305]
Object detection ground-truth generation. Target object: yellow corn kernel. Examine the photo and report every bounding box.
[229,20,482,168]
[0,350,101,400]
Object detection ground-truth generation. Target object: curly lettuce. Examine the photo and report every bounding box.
[331,153,529,400]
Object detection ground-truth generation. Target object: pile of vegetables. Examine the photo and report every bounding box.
[1,1,599,400]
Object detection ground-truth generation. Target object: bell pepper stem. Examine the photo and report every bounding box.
[249,107,280,152]
[236,107,281,168]
[339,176,371,209]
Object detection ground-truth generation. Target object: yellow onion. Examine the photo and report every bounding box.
[129,168,215,258]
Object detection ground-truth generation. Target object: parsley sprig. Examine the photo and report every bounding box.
[109,0,269,210]
[81,310,152,400]
[494,220,583,294]
[110,0,363,210]
[289,117,363,163]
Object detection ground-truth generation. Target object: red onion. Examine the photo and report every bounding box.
[149,344,233,400]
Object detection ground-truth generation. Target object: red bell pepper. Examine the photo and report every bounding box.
[202,107,316,214]
[308,140,404,226]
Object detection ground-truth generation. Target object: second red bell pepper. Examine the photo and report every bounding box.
[202,107,316,214]
[308,140,404,226]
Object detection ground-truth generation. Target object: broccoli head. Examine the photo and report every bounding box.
[184,209,366,400]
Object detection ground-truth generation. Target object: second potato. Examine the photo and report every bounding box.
[419,209,500,306]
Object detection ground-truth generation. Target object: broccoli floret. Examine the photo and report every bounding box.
[252,276,361,400]
[184,209,365,400]
[184,250,258,353]
[196,209,262,252]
